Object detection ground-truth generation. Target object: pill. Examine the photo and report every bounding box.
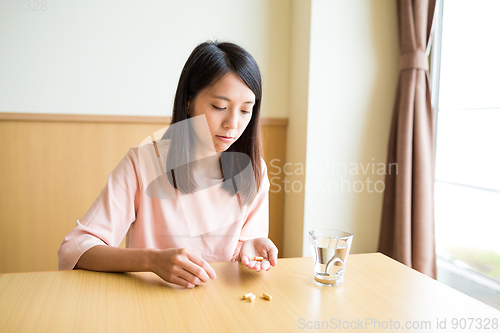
[253,256,264,261]
[243,292,253,300]
[249,294,256,302]
[263,292,272,301]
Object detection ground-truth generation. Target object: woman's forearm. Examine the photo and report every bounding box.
[74,245,217,288]
[74,245,155,273]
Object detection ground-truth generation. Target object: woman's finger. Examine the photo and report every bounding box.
[265,242,279,267]
[171,264,204,286]
[268,252,278,267]
[169,274,197,289]
[253,261,262,272]
[182,249,217,280]
[247,260,256,269]
[261,260,271,271]
[181,259,211,283]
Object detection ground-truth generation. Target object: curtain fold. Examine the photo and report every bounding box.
[378,0,437,278]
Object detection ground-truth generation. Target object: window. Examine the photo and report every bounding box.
[432,0,500,310]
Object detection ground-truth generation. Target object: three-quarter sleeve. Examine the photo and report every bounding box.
[231,158,270,260]
[57,148,141,270]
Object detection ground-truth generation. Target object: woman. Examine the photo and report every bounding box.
[58,41,278,288]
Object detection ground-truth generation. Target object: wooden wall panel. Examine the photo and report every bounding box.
[0,118,286,273]
[261,125,286,258]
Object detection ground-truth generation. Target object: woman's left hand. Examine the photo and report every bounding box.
[239,237,278,271]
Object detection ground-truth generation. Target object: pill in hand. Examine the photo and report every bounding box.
[253,256,264,261]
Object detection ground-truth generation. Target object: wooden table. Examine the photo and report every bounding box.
[1,253,499,332]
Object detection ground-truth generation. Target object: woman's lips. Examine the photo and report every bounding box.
[216,135,233,142]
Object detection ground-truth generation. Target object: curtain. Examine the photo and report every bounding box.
[378,0,437,278]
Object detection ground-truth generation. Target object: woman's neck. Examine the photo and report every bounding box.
[193,154,223,180]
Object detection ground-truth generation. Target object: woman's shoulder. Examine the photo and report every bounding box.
[125,136,172,188]
[130,127,171,153]
[254,157,269,192]
[258,157,268,175]
[130,137,172,157]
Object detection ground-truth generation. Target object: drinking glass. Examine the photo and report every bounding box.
[309,229,353,286]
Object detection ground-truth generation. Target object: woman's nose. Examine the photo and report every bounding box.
[223,110,238,129]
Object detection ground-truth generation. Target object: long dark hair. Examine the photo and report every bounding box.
[163,41,263,206]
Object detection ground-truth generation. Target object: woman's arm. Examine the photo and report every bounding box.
[75,245,216,288]
[58,149,140,271]
[235,158,277,271]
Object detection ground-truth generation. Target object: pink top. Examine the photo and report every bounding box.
[57,140,269,270]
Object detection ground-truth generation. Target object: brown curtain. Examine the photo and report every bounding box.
[378,0,437,278]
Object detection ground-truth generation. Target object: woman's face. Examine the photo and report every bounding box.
[188,72,255,154]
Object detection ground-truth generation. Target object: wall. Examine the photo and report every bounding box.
[277,0,400,257]
[282,0,311,257]
[0,0,291,118]
[299,0,399,256]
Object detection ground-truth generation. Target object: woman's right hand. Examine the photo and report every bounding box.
[149,248,217,288]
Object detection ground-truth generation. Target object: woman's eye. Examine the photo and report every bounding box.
[241,110,251,114]
[212,105,225,111]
